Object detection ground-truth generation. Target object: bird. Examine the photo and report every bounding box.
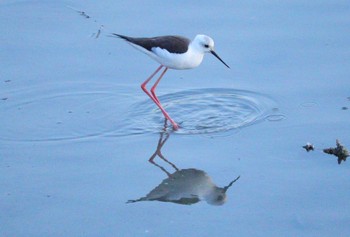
[111,33,230,130]
[127,127,240,205]
[127,168,240,205]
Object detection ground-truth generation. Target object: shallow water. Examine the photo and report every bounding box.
[112,88,282,136]
[1,1,350,237]
[0,82,131,142]
[1,85,281,141]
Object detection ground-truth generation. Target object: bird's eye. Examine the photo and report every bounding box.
[204,44,209,48]
[217,195,224,201]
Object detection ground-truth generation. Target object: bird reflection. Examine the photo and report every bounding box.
[127,120,240,205]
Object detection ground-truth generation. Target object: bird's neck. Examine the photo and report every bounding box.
[185,47,204,68]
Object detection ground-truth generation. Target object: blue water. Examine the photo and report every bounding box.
[1,1,350,236]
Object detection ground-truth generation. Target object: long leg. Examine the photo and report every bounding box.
[148,129,172,177]
[148,128,178,177]
[141,66,179,130]
[150,68,168,104]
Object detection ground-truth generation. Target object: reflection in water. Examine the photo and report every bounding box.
[127,121,240,205]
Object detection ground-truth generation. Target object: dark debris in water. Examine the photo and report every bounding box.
[91,25,104,39]
[303,139,349,164]
[323,139,349,164]
[302,143,315,152]
[68,6,104,39]
[76,10,90,19]
[67,5,90,19]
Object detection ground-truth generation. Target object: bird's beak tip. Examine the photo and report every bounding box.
[210,50,230,69]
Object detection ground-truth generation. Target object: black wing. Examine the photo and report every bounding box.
[112,34,190,54]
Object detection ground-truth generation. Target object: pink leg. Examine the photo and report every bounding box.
[141,66,179,130]
[151,67,168,104]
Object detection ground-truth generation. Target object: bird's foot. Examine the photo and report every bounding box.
[172,123,179,131]
[163,118,180,131]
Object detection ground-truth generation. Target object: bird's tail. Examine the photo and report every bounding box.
[109,33,129,41]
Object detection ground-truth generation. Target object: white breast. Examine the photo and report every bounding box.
[151,47,204,70]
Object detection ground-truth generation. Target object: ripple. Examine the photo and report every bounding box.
[1,85,282,141]
[300,102,318,108]
[266,114,286,122]
[113,88,281,136]
[0,82,133,142]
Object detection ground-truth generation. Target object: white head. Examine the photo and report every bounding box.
[192,34,230,68]
[192,34,215,53]
[205,187,228,206]
[205,175,240,206]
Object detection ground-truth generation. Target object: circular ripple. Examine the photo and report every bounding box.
[116,88,283,136]
[1,85,284,141]
[0,82,133,142]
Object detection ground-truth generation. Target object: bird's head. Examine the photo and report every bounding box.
[192,34,230,68]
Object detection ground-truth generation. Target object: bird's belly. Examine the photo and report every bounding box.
[164,54,204,69]
[152,48,204,70]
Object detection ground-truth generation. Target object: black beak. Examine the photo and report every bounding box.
[223,175,240,193]
[211,50,230,69]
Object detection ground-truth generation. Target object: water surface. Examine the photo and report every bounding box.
[1,1,350,237]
